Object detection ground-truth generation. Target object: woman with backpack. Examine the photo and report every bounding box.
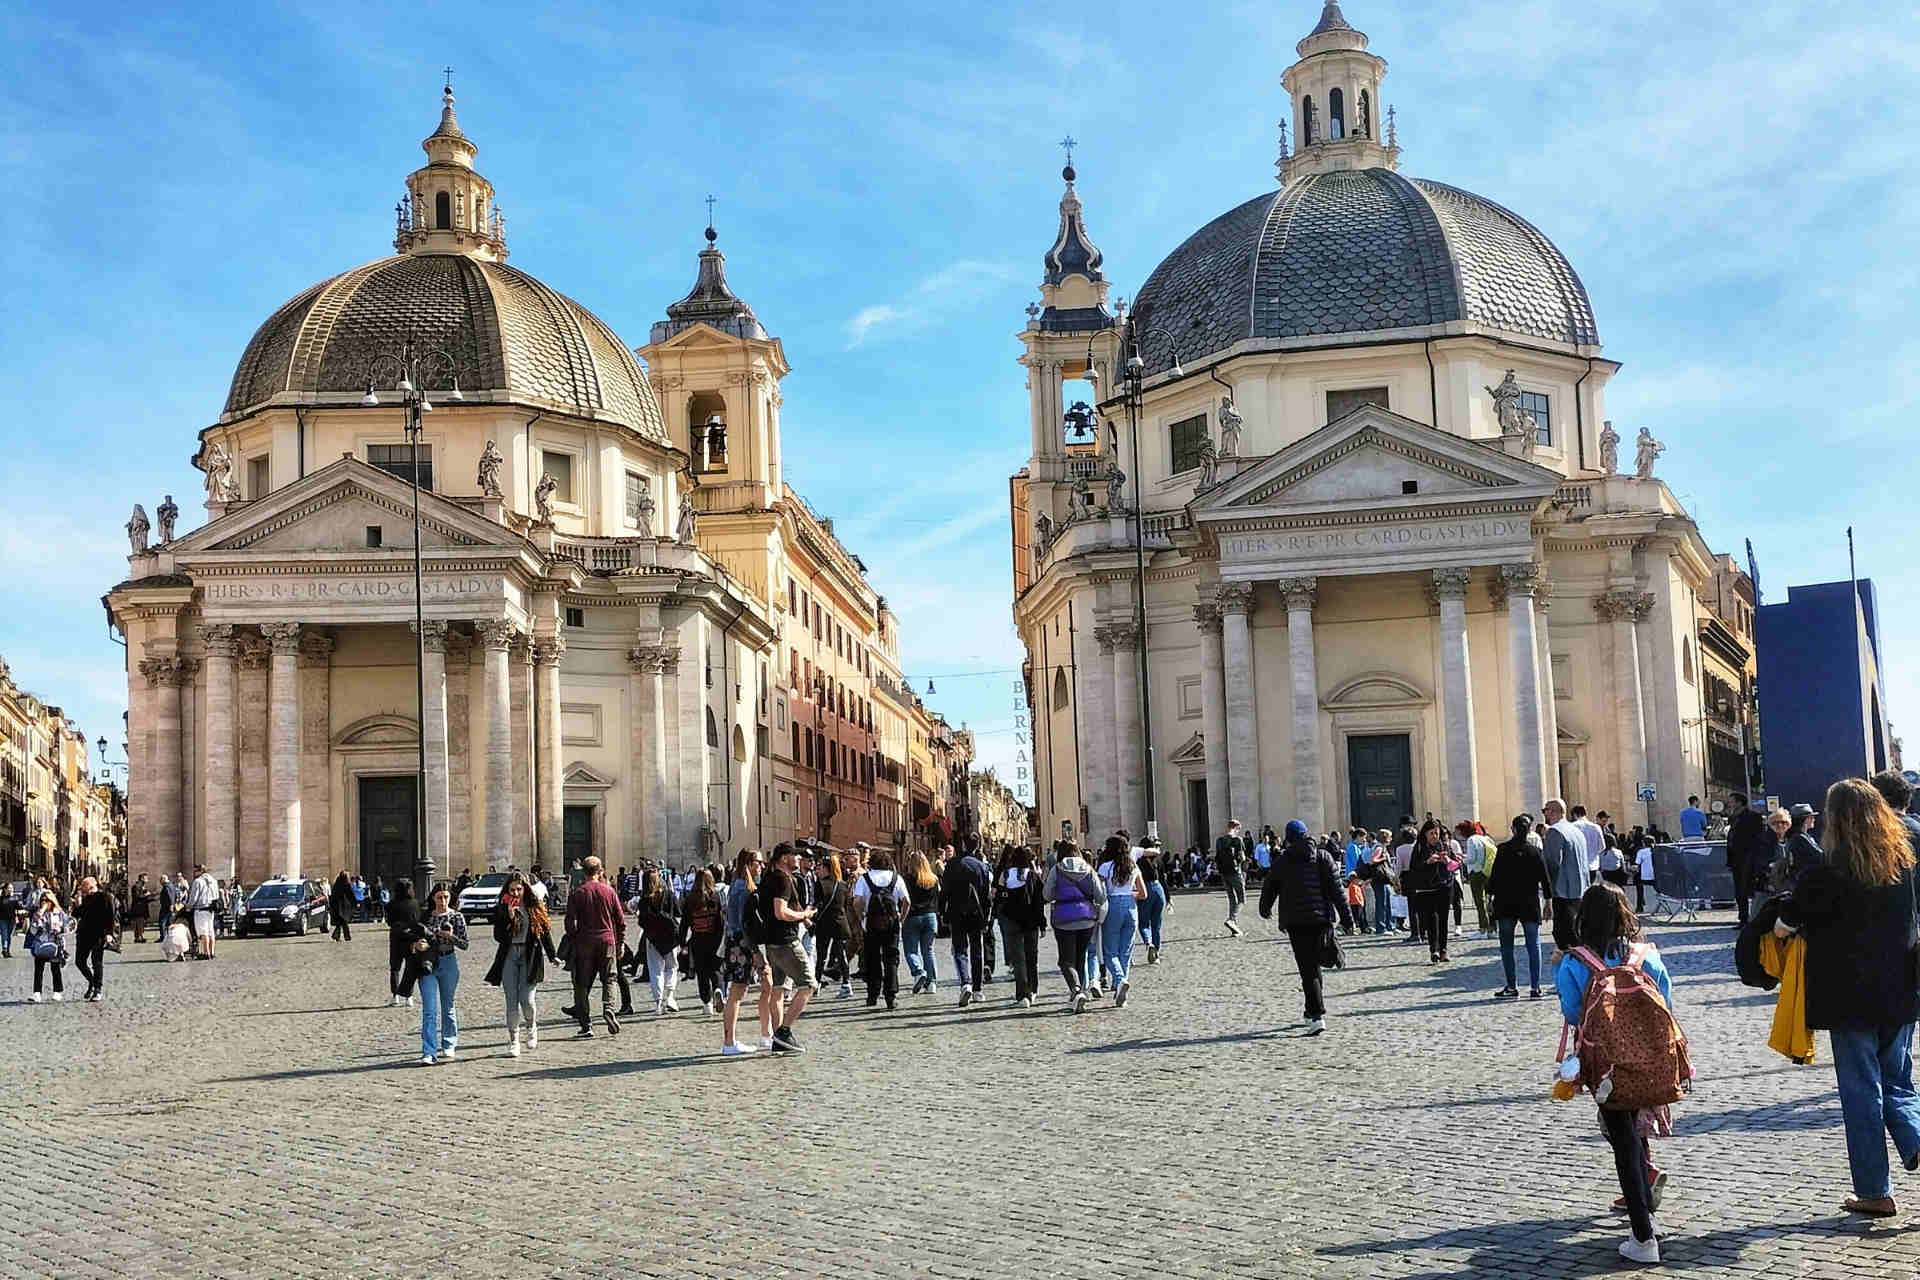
[1488,814,1554,1000]
[852,849,909,1008]
[1774,778,1920,1219]
[1556,882,1676,1265]
[812,855,851,1000]
[1043,840,1107,1014]
[720,848,771,1056]
[994,846,1045,1007]
[900,850,941,996]
[680,868,727,1014]
[1096,837,1147,1009]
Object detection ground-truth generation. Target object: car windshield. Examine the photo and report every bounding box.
[250,883,301,902]
[465,873,511,891]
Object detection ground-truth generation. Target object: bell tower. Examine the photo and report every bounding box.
[1280,2,1400,183]
[394,81,509,260]
[1019,149,1122,538]
[637,219,789,515]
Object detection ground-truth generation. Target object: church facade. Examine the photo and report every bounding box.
[1012,2,1756,850]
[110,86,923,888]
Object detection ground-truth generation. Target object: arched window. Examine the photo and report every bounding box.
[1328,88,1346,140]
[1301,95,1317,145]
[1681,639,1695,684]
[434,191,451,229]
[705,707,720,749]
[733,726,747,764]
[1052,668,1069,711]
[686,391,727,472]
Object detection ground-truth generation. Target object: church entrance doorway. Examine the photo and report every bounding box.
[1347,734,1412,833]
[1185,779,1210,851]
[563,805,593,866]
[358,776,418,889]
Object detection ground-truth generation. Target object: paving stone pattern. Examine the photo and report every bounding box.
[2,897,1913,1278]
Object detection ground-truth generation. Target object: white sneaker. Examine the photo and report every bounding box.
[390,994,402,1007]
[419,1054,435,1066]
[27,992,41,1003]
[507,1038,522,1058]
[959,989,973,1007]
[760,1035,774,1051]
[525,1028,537,1050]
[1224,919,1242,936]
[406,995,416,1008]
[664,996,679,1013]
[440,1045,456,1061]
[1618,1234,1660,1265]
[50,992,62,1002]
[837,984,852,1000]
[1071,991,1088,1014]
[654,999,664,1017]
[721,1042,758,1057]
[1308,1016,1327,1035]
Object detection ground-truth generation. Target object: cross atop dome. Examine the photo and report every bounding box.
[394,82,508,260]
[1281,1,1399,183]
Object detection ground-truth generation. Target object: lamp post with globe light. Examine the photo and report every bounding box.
[361,344,462,899]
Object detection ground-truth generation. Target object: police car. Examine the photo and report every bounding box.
[235,877,330,937]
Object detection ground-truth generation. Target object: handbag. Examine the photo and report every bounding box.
[557,931,576,968]
[1317,923,1346,971]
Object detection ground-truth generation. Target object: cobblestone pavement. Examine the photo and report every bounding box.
[3,895,1915,1278]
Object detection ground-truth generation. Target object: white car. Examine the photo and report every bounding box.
[456,872,512,925]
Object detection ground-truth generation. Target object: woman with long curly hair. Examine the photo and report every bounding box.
[900,849,941,996]
[1777,777,1920,1219]
[485,871,556,1057]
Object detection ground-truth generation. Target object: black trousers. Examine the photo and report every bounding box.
[34,956,65,993]
[1056,927,1092,994]
[331,910,352,941]
[1601,1107,1655,1243]
[1005,925,1040,1000]
[388,935,409,995]
[1635,879,1650,912]
[1550,897,1580,953]
[1284,924,1325,1019]
[1415,892,1451,959]
[692,935,723,1005]
[74,935,106,994]
[814,930,847,986]
[1731,859,1751,924]
[571,947,615,1028]
[863,930,899,1003]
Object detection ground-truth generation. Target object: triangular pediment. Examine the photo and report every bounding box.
[1193,404,1563,519]
[1168,731,1207,766]
[170,456,520,556]
[563,761,616,789]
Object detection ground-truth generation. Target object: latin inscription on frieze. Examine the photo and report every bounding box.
[1224,518,1523,559]
[203,576,496,603]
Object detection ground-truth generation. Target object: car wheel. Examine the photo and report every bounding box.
[295,913,307,936]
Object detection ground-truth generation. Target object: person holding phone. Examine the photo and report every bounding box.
[485,872,555,1057]
[415,884,468,1064]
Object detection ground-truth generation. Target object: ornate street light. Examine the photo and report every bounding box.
[1114,318,1183,840]
[362,343,461,899]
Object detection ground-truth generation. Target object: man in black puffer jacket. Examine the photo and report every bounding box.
[1259,820,1342,1036]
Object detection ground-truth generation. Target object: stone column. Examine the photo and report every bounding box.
[1218,582,1261,827]
[199,625,238,881]
[1108,620,1144,836]
[1534,582,1560,793]
[1596,589,1649,813]
[261,621,302,878]
[298,631,333,878]
[1194,600,1230,847]
[235,634,270,885]
[1280,577,1324,832]
[415,622,452,881]
[630,644,675,857]
[1431,568,1480,823]
[139,655,194,876]
[1074,612,1115,839]
[511,634,535,857]
[533,635,566,866]
[1500,565,1545,810]
[475,620,516,870]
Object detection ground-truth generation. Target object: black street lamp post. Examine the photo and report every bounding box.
[362,344,461,900]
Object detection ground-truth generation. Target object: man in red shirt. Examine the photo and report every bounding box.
[564,856,626,1038]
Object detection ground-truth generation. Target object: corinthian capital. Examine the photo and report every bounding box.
[199,623,237,658]
[1630,591,1656,623]
[1498,562,1542,599]
[474,619,516,651]
[1430,567,1472,601]
[1192,601,1223,634]
[1276,576,1318,612]
[533,636,567,667]
[1216,582,1255,617]
[1593,587,1638,621]
[260,621,302,655]
[412,620,449,654]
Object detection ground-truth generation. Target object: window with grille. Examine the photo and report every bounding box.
[1519,391,1552,446]
[1169,415,1208,475]
[366,444,431,491]
[1325,387,1389,422]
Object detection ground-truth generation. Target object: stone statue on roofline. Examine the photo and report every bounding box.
[1106,465,1128,513]
[677,488,698,544]
[1634,427,1665,480]
[1196,436,1219,490]
[156,495,178,543]
[533,473,557,523]
[198,440,239,503]
[477,440,504,498]
[1485,370,1531,440]
[126,504,149,555]
[1599,421,1620,474]
[1217,394,1243,458]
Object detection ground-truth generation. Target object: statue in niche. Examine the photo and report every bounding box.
[533,473,557,523]
[199,440,238,502]
[677,488,698,544]
[1634,427,1665,480]
[1303,97,1318,145]
[1217,394,1243,458]
[1357,93,1371,138]
[634,478,656,531]
[477,440,504,497]
[1485,369,1531,440]
[1105,465,1127,512]
[1599,421,1620,474]
[1035,513,1053,544]
[155,495,178,543]
[1196,436,1219,490]
[1069,473,1094,520]
[126,504,149,555]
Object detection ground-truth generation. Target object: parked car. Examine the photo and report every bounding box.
[235,877,329,937]
[457,871,513,925]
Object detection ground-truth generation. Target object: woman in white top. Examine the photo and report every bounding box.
[1095,837,1148,1009]
[851,850,910,1009]
[1634,839,1658,912]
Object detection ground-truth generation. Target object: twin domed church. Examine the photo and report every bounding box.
[1014,2,1750,847]
[109,83,920,889]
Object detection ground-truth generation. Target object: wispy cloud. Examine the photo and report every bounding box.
[844,260,1018,348]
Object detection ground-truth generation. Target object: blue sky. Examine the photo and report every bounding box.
[2,0,1916,797]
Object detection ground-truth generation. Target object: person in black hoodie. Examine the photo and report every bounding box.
[329,870,355,942]
[386,879,420,1006]
[993,846,1046,1007]
[1486,815,1554,999]
[1258,820,1341,1035]
[73,876,117,1003]
[1725,793,1768,927]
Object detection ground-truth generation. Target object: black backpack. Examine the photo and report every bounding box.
[945,860,989,928]
[863,873,902,934]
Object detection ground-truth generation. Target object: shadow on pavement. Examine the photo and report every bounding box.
[1068,1027,1289,1055]
[512,1053,740,1079]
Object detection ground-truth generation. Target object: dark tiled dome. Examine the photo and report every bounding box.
[1129,168,1599,374]
[223,254,667,444]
